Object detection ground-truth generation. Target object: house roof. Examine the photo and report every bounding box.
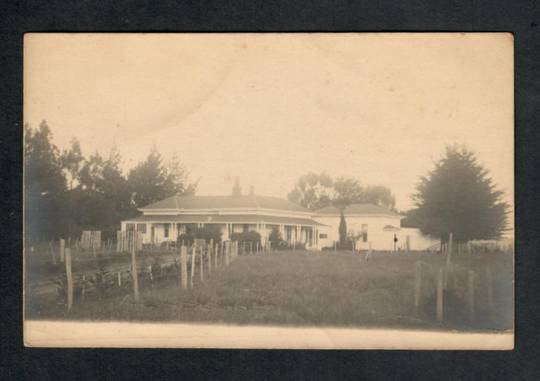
[140,195,310,213]
[315,203,402,217]
[126,214,325,226]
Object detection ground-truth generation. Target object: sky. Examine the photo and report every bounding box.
[24,33,514,217]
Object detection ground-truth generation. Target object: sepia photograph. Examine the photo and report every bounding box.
[23,33,514,349]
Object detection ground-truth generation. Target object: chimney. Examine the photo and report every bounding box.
[232,176,242,196]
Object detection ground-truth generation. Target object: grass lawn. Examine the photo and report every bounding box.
[25,250,513,331]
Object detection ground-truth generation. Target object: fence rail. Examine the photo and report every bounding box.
[26,235,271,313]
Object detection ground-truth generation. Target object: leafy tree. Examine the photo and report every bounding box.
[363,185,396,210]
[288,172,334,210]
[289,173,395,211]
[332,177,364,210]
[70,147,135,238]
[24,121,68,242]
[412,144,509,243]
[25,121,198,242]
[166,153,197,196]
[128,147,196,208]
[78,152,105,192]
[60,138,83,190]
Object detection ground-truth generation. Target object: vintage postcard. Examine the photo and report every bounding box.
[23,33,514,349]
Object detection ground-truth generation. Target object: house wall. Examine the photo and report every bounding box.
[314,215,403,251]
[314,215,440,251]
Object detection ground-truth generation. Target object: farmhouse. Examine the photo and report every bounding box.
[121,194,438,251]
[121,194,325,249]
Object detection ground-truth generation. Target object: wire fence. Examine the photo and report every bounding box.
[25,235,274,313]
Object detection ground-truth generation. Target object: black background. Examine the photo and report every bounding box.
[1,1,539,379]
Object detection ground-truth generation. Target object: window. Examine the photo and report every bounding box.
[361,224,368,242]
[164,224,169,238]
[126,223,135,231]
[137,224,146,233]
[319,233,328,239]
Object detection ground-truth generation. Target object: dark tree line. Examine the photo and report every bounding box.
[24,120,197,243]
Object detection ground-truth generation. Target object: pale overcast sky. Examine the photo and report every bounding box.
[24,33,513,216]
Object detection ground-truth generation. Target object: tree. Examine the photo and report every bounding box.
[412,144,509,243]
[60,138,83,190]
[363,185,396,210]
[332,177,363,210]
[63,148,129,238]
[78,151,105,192]
[287,172,334,210]
[24,121,69,242]
[128,147,196,208]
[338,211,347,245]
[166,152,197,196]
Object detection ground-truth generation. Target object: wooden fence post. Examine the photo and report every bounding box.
[200,244,204,282]
[486,266,494,312]
[190,245,196,288]
[207,241,212,274]
[81,274,86,302]
[117,271,121,287]
[414,262,422,311]
[180,245,188,290]
[49,241,57,265]
[59,238,65,263]
[436,267,444,322]
[131,231,140,302]
[468,270,475,321]
[65,248,73,312]
[214,243,219,268]
[446,233,453,267]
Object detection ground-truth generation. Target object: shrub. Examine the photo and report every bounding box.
[268,228,282,248]
[194,225,223,243]
[177,225,223,246]
[230,231,261,245]
[269,239,291,251]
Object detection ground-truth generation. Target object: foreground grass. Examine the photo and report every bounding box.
[26,250,513,331]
